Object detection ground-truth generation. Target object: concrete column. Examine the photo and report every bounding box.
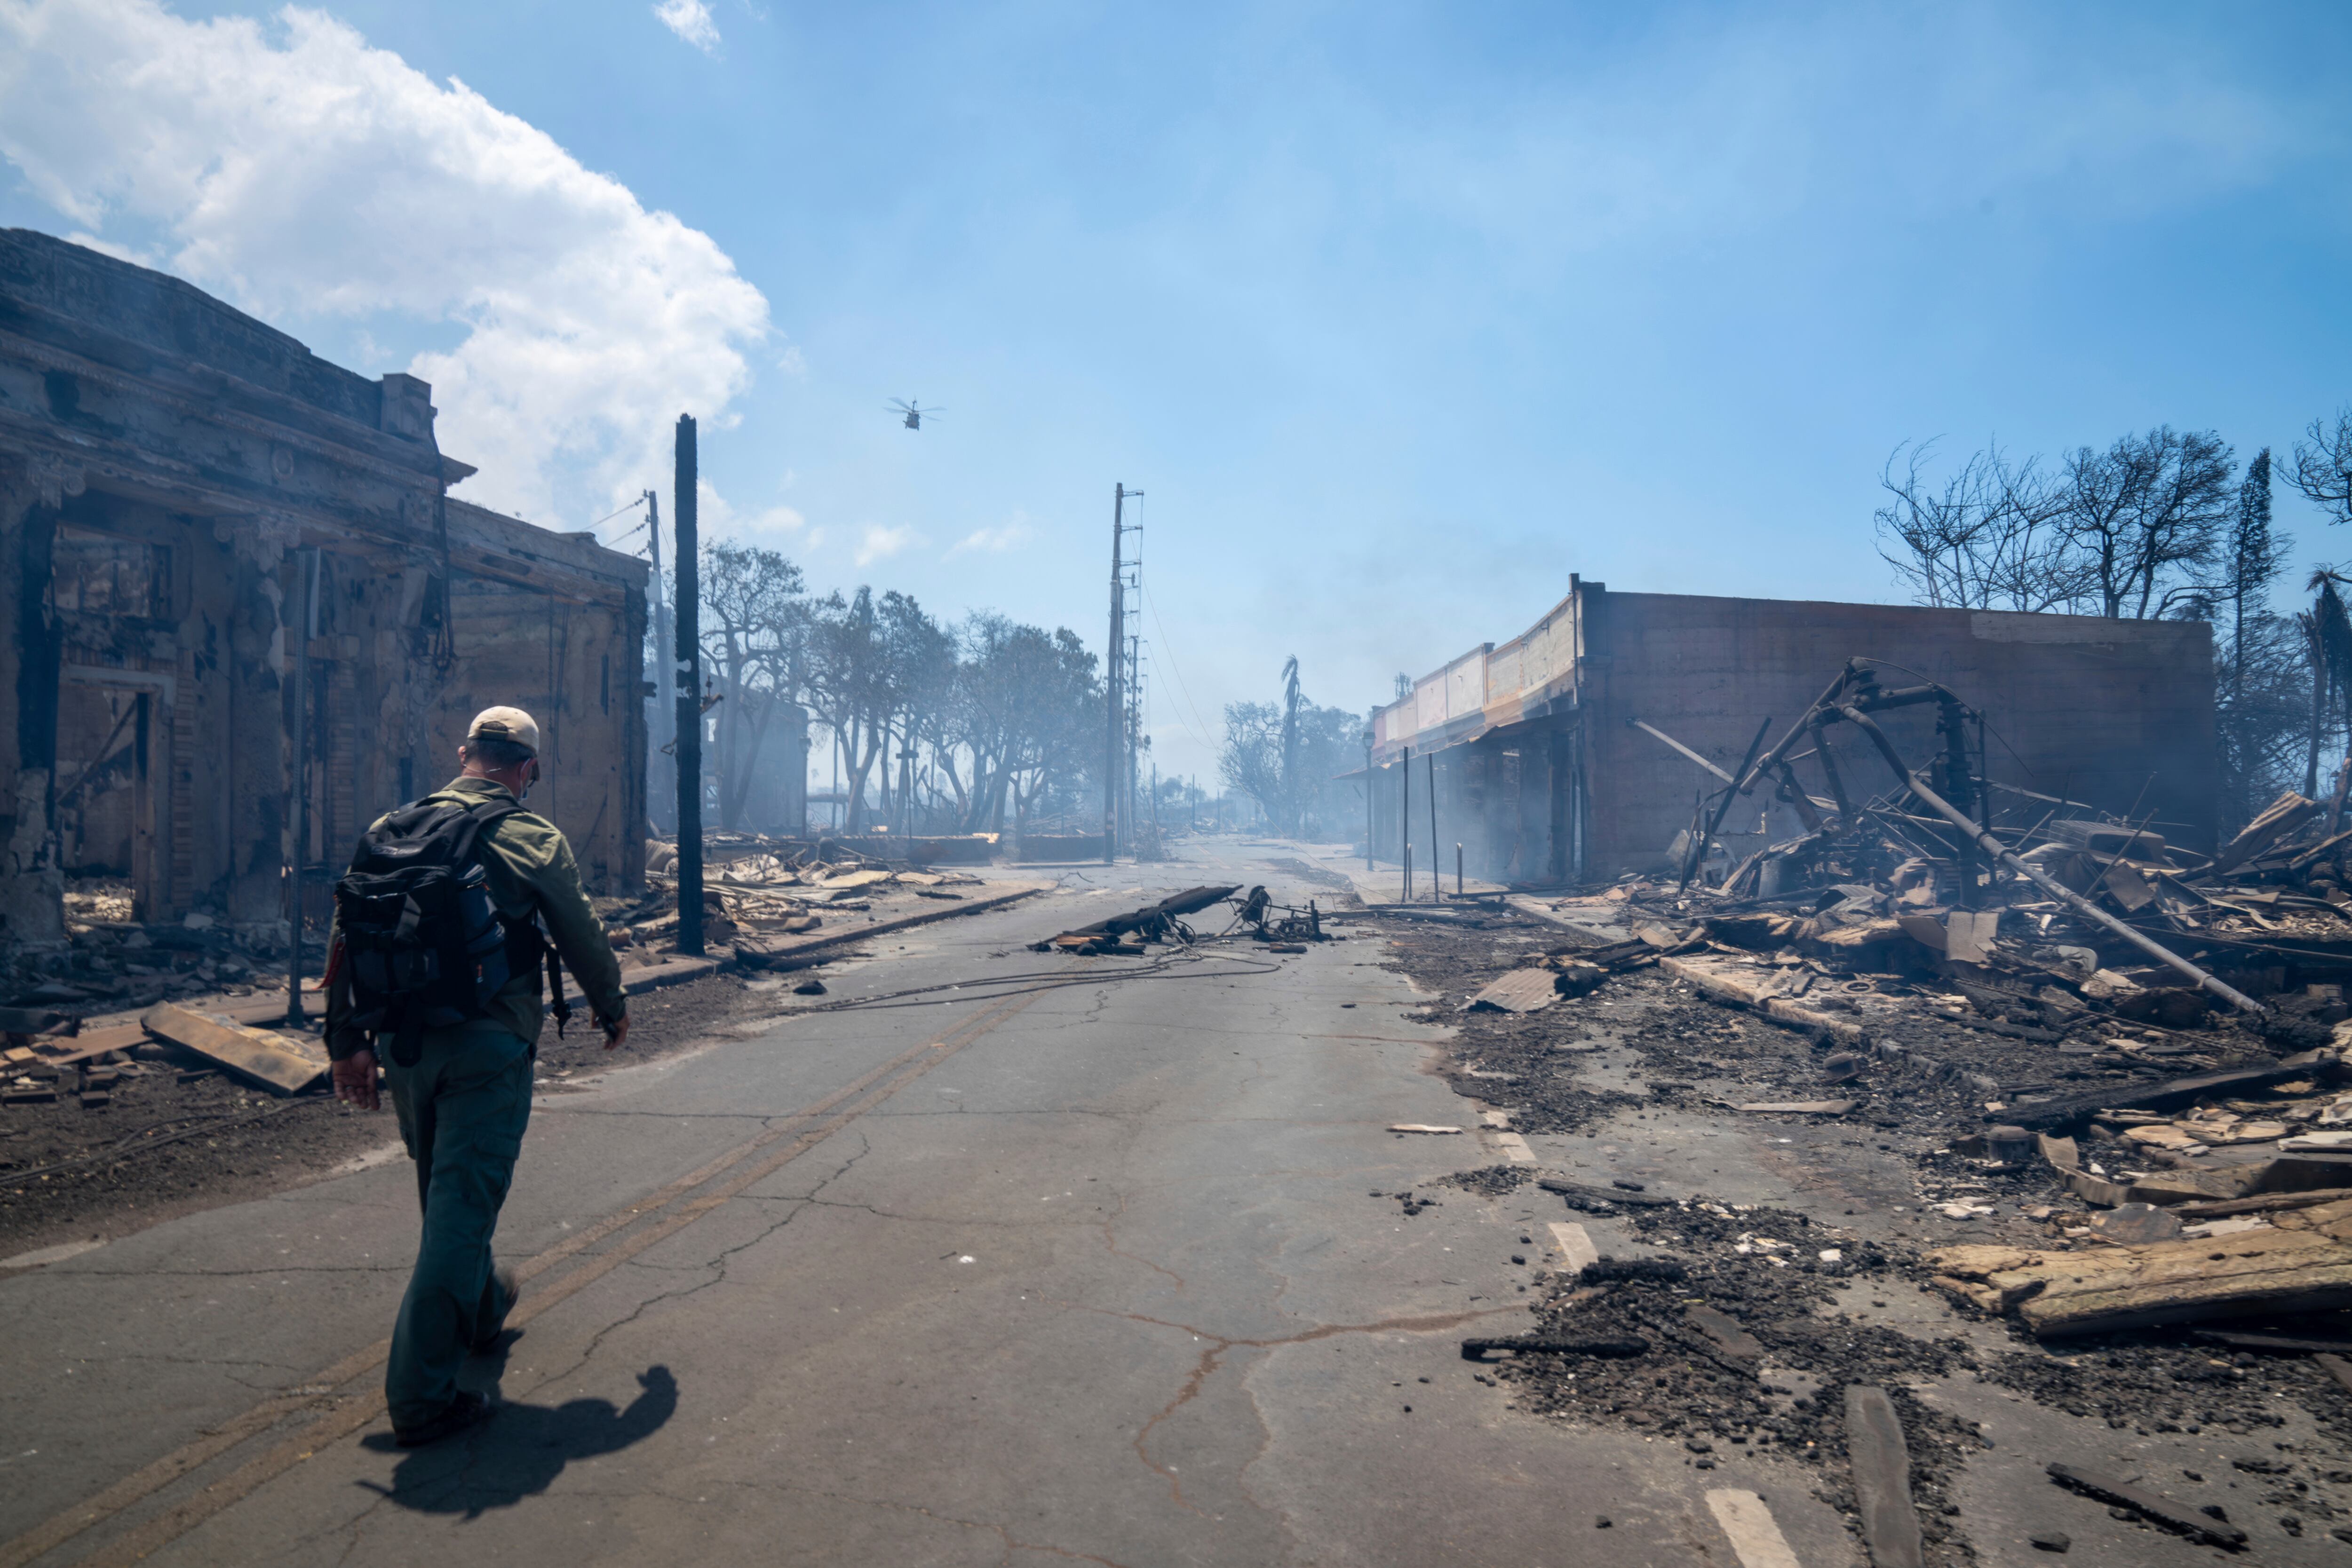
[223,545,289,931]
[0,458,70,948]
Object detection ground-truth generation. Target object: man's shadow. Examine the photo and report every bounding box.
[359,1346,677,1518]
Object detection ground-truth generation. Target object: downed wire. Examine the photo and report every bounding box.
[784,947,1287,1017]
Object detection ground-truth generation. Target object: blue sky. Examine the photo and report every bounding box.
[3,1,2348,781]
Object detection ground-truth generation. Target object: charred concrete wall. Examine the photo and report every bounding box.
[0,229,648,950]
[1368,582,2217,889]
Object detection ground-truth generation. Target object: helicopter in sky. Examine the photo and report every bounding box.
[889,398,942,431]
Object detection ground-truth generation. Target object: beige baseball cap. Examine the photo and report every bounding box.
[466,705,541,755]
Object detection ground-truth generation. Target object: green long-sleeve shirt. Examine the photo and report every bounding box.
[326,775,627,1059]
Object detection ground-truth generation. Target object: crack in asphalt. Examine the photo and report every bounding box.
[506,1134,875,1402]
[1059,1300,1524,1513]
[1097,1188,1185,1293]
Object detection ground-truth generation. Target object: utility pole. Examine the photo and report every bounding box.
[674,415,705,956]
[1364,732,1374,871]
[1400,744,1412,902]
[644,489,675,833]
[1428,751,1439,903]
[1104,483,1139,863]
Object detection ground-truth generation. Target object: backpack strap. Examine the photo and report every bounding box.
[444,796,522,870]
[463,796,572,1037]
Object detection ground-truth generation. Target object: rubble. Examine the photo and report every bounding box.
[1029,884,1352,955]
[139,1004,327,1096]
[1532,666,2352,1054]
[1367,865,2352,1554]
[631,836,988,957]
[1462,970,1564,1014]
[1031,885,1240,954]
[2045,1464,2249,1550]
[1930,1228,2352,1335]
[1846,1385,1926,1568]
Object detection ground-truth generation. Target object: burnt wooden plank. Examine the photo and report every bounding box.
[1844,1385,1924,1568]
[1686,1304,1763,1360]
[140,1003,325,1095]
[2004,1059,2334,1132]
[2046,1463,2248,1548]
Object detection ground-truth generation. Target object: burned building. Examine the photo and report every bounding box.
[1367,577,2215,887]
[0,230,648,953]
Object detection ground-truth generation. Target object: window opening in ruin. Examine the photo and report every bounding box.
[52,527,172,619]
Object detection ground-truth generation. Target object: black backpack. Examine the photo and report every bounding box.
[334,796,567,1065]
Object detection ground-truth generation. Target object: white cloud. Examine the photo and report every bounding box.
[697,479,808,543]
[0,0,769,523]
[946,521,1031,556]
[652,0,719,55]
[853,524,919,566]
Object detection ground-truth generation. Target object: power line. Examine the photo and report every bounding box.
[1121,491,1217,762]
[1142,580,1220,758]
[591,494,650,531]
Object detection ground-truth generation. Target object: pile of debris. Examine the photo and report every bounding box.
[1034,886,1244,955]
[9,890,282,1025]
[1533,661,2352,1053]
[630,839,983,952]
[1033,884,1342,956]
[1443,658,2352,1342]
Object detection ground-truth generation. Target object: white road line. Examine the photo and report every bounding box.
[0,1237,105,1272]
[1705,1488,1803,1568]
[1546,1221,1598,1273]
[1492,1131,1535,1163]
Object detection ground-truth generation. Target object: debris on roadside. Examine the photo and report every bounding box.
[2045,1463,2249,1550]
[1463,970,1564,1014]
[1030,883,1353,955]
[630,838,988,954]
[1845,1385,1926,1568]
[1031,885,1241,954]
[1460,1332,1650,1362]
[139,1002,327,1096]
[1526,665,2352,1071]
[1929,1224,2352,1337]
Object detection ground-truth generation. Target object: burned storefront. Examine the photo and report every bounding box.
[1367,577,2215,888]
[0,229,648,967]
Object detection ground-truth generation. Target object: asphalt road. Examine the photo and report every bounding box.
[8,839,2232,1568]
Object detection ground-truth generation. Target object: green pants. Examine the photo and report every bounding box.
[383,1025,534,1430]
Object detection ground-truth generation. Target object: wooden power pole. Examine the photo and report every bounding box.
[674,415,705,956]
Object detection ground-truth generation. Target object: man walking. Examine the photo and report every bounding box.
[326,706,629,1447]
